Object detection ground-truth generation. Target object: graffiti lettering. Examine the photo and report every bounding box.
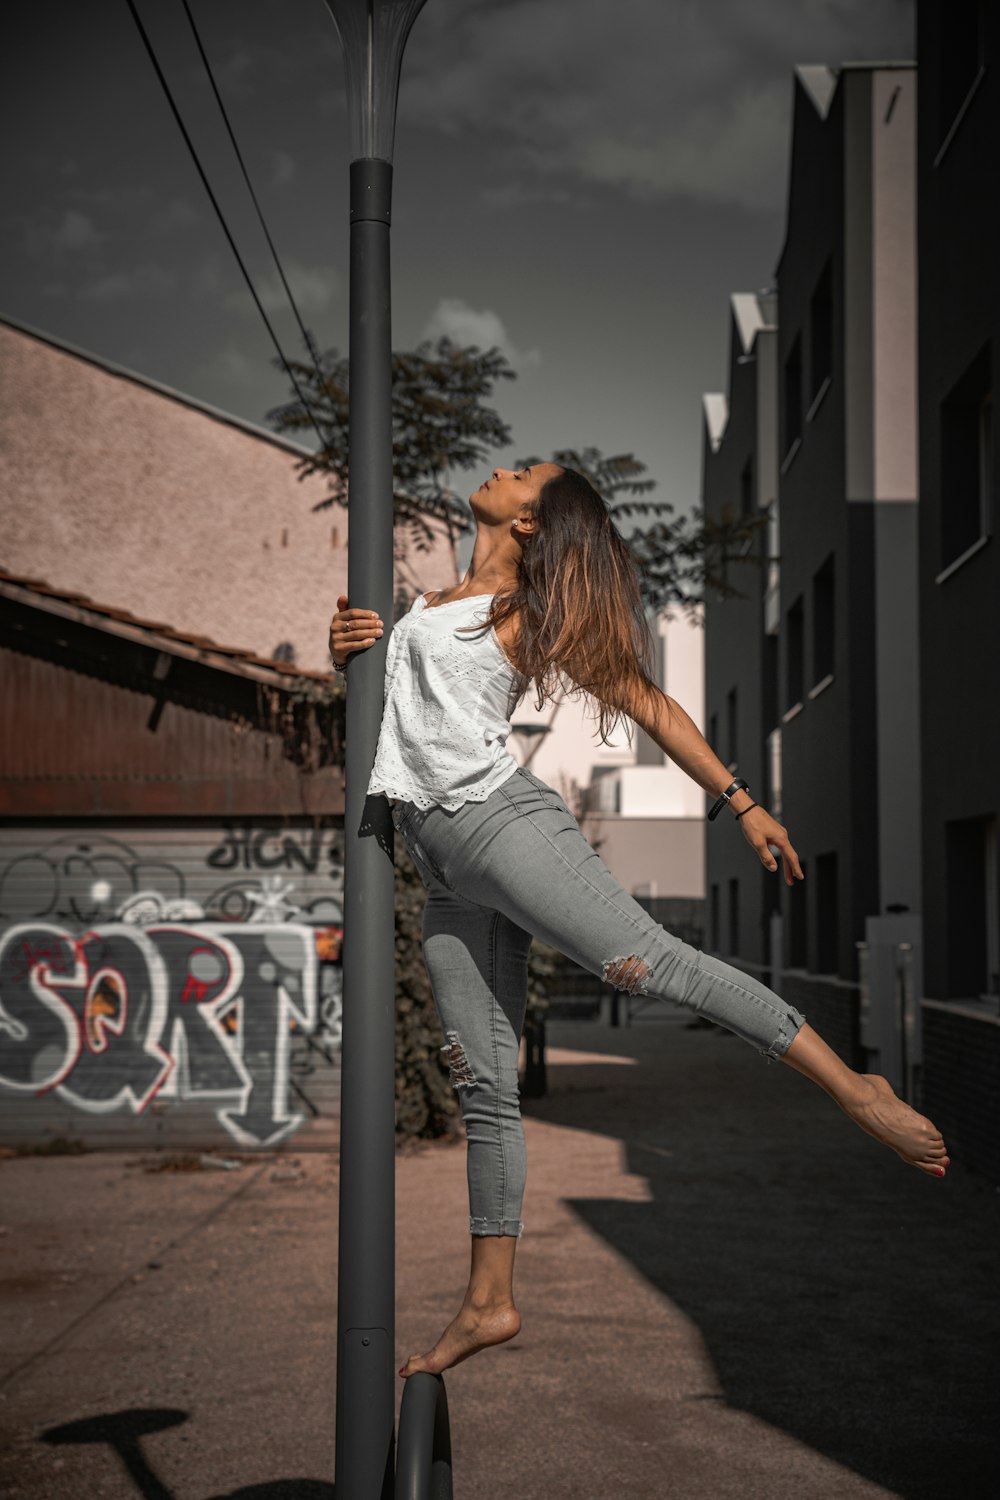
[205,823,338,875]
[0,922,319,1147]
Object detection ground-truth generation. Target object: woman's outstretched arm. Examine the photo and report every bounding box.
[631,688,805,888]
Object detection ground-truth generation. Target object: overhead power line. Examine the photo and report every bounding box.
[124,0,328,452]
[178,0,323,373]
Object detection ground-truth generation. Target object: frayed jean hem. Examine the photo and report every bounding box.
[470,1216,524,1238]
[759,1007,808,1063]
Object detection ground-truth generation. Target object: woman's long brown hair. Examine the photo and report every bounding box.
[460,466,667,743]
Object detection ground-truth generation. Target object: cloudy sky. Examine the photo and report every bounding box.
[4,0,914,535]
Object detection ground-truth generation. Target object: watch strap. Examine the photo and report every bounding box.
[708,776,750,821]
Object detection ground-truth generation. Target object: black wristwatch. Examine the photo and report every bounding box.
[708,776,750,821]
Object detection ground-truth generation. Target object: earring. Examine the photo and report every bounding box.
[512,520,519,528]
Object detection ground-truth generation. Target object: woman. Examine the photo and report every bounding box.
[329,463,949,1382]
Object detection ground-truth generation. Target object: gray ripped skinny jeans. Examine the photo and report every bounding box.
[391,765,807,1239]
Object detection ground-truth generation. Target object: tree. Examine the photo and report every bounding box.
[516,446,770,621]
[267,335,514,578]
[268,342,768,612]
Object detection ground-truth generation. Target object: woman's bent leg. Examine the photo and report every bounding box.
[421,878,533,1237]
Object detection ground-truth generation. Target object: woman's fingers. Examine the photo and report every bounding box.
[341,624,382,641]
[758,833,804,886]
[329,608,383,634]
[330,608,382,628]
[329,602,383,658]
[741,811,805,887]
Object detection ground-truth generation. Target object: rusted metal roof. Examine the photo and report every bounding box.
[0,566,338,689]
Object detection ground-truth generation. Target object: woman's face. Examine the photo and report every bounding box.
[470,464,562,528]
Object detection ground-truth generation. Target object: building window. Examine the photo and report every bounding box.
[767,727,783,821]
[710,883,720,951]
[726,686,738,767]
[945,815,1000,1001]
[786,595,804,710]
[938,0,987,148]
[783,334,803,459]
[738,458,755,557]
[788,859,807,968]
[764,500,781,633]
[814,851,838,975]
[740,458,753,519]
[812,552,835,686]
[940,342,992,572]
[762,633,778,732]
[728,877,739,956]
[808,258,833,406]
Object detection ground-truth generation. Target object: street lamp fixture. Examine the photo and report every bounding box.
[323,5,448,1499]
[327,0,426,162]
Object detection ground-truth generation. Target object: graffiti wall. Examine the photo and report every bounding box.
[0,822,345,1151]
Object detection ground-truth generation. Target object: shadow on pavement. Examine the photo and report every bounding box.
[41,1408,335,1499]
[524,1017,1000,1500]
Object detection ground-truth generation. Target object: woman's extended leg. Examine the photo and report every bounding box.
[411,768,949,1180]
[399,878,531,1378]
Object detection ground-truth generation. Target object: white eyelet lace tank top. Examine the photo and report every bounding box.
[366,592,522,812]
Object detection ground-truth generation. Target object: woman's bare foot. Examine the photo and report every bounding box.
[842,1073,950,1177]
[780,1026,949,1178]
[398,1299,521,1378]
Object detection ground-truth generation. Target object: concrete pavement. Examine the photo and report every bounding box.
[1,1011,997,1499]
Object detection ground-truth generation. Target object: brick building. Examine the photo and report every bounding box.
[0,314,453,1152]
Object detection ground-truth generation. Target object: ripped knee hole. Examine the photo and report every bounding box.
[441,1030,477,1090]
[602,954,651,996]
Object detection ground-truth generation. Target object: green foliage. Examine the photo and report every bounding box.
[526,939,558,1024]
[257,675,345,774]
[267,336,514,561]
[393,836,463,1143]
[270,337,770,619]
[517,447,771,619]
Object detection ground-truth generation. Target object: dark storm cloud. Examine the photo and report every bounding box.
[400,0,914,210]
[1,0,915,526]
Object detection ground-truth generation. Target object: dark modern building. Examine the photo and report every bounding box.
[705,61,921,1066]
[700,290,780,977]
[915,2,1000,1179]
[774,61,921,1061]
[704,37,1000,1183]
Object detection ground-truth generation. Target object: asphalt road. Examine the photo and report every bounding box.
[1,1011,997,1499]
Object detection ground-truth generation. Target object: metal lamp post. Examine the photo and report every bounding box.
[324,4,451,1498]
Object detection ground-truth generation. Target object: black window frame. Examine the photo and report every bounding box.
[939,341,993,572]
[814,851,838,975]
[937,0,988,150]
[783,333,803,459]
[786,594,805,711]
[811,552,835,688]
[808,257,833,407]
